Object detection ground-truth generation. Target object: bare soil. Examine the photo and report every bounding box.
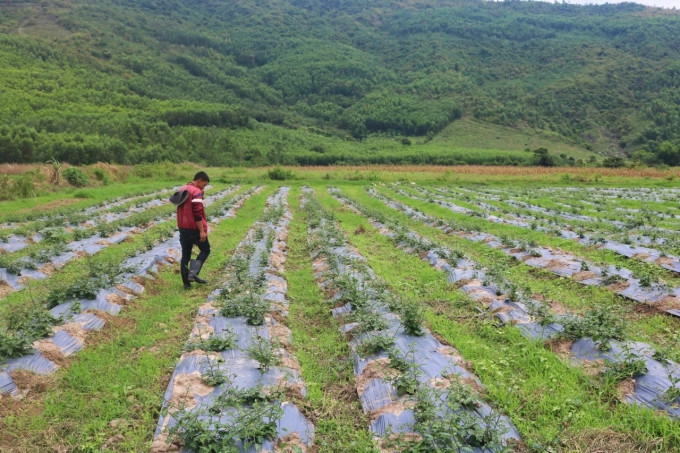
[656,256,674,267]
[572,271,597,282]
[549,300,569,315]
[546,337,574,358]
[617,378,636,401]
[368,399,414,421]
[32,339,69,366]
[0,280,14,299]
[275,433,308,453]
[607,281,632,292]
[167,371,213,411]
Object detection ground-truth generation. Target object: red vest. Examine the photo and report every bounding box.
[176,182,207,232]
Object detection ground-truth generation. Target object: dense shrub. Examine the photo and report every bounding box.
[0,174,36,199]
[267,167,295,181]
[602,156,626,168]
[14,174,36,198]
[63,167,89,187]
[133,161,184,179]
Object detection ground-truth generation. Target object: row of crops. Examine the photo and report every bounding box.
[367,187,680,318]
[302,187,521,450]
[151,187,316,452]
[404,185,680,273]
[331,187,680,418]
[0,185,185,293]
[0,184,262,395]
[1,181,679,451]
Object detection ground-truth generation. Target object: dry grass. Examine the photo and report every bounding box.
[561,428,664,452]
[3,162,680,183]
[0,163,42,175]
[293,164,680,178]
[272,164,680,183]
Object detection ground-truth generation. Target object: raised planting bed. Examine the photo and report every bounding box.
[303,187,522,451]
[0,186,181,250]
[0,185,240,295]
[152,187,315,453]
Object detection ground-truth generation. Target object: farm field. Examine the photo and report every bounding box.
[1,166,679,452]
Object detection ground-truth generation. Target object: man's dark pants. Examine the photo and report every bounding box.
[179,228,211,286]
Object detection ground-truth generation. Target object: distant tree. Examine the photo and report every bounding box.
[532,148,556,167]
[657,141,680,166]
[630,149,657,165]
[602,156,626,168]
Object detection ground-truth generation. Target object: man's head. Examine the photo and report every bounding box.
[193,171,210,190]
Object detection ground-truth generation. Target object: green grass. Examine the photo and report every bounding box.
[0,182,242,320]
[2,174,680,452]
[0,184,273,451]
[369,185,680,359]
[3,276,203,451]
[315,186,680,450]
[0,179,176,224]
[283,187,376,452]
[426,117,597,161]
[344,184,680,363]
[383,184,680,283]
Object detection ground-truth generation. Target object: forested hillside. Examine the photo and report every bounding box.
[1,0,679,166]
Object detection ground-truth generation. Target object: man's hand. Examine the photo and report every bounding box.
[199,231,207,242]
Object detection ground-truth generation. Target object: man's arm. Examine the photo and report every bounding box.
[191,192,207,242]
[196,218,207,242]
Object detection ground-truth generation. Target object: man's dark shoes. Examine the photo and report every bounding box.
[181,266,193,289]
[188,259,208,284]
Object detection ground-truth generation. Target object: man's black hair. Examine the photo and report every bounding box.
[193,171,210,182]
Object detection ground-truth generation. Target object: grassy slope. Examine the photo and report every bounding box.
[427,117,596,160]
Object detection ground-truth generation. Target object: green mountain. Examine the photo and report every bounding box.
[1,0,679,166]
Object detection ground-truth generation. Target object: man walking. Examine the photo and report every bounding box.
[176,171,211,289]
